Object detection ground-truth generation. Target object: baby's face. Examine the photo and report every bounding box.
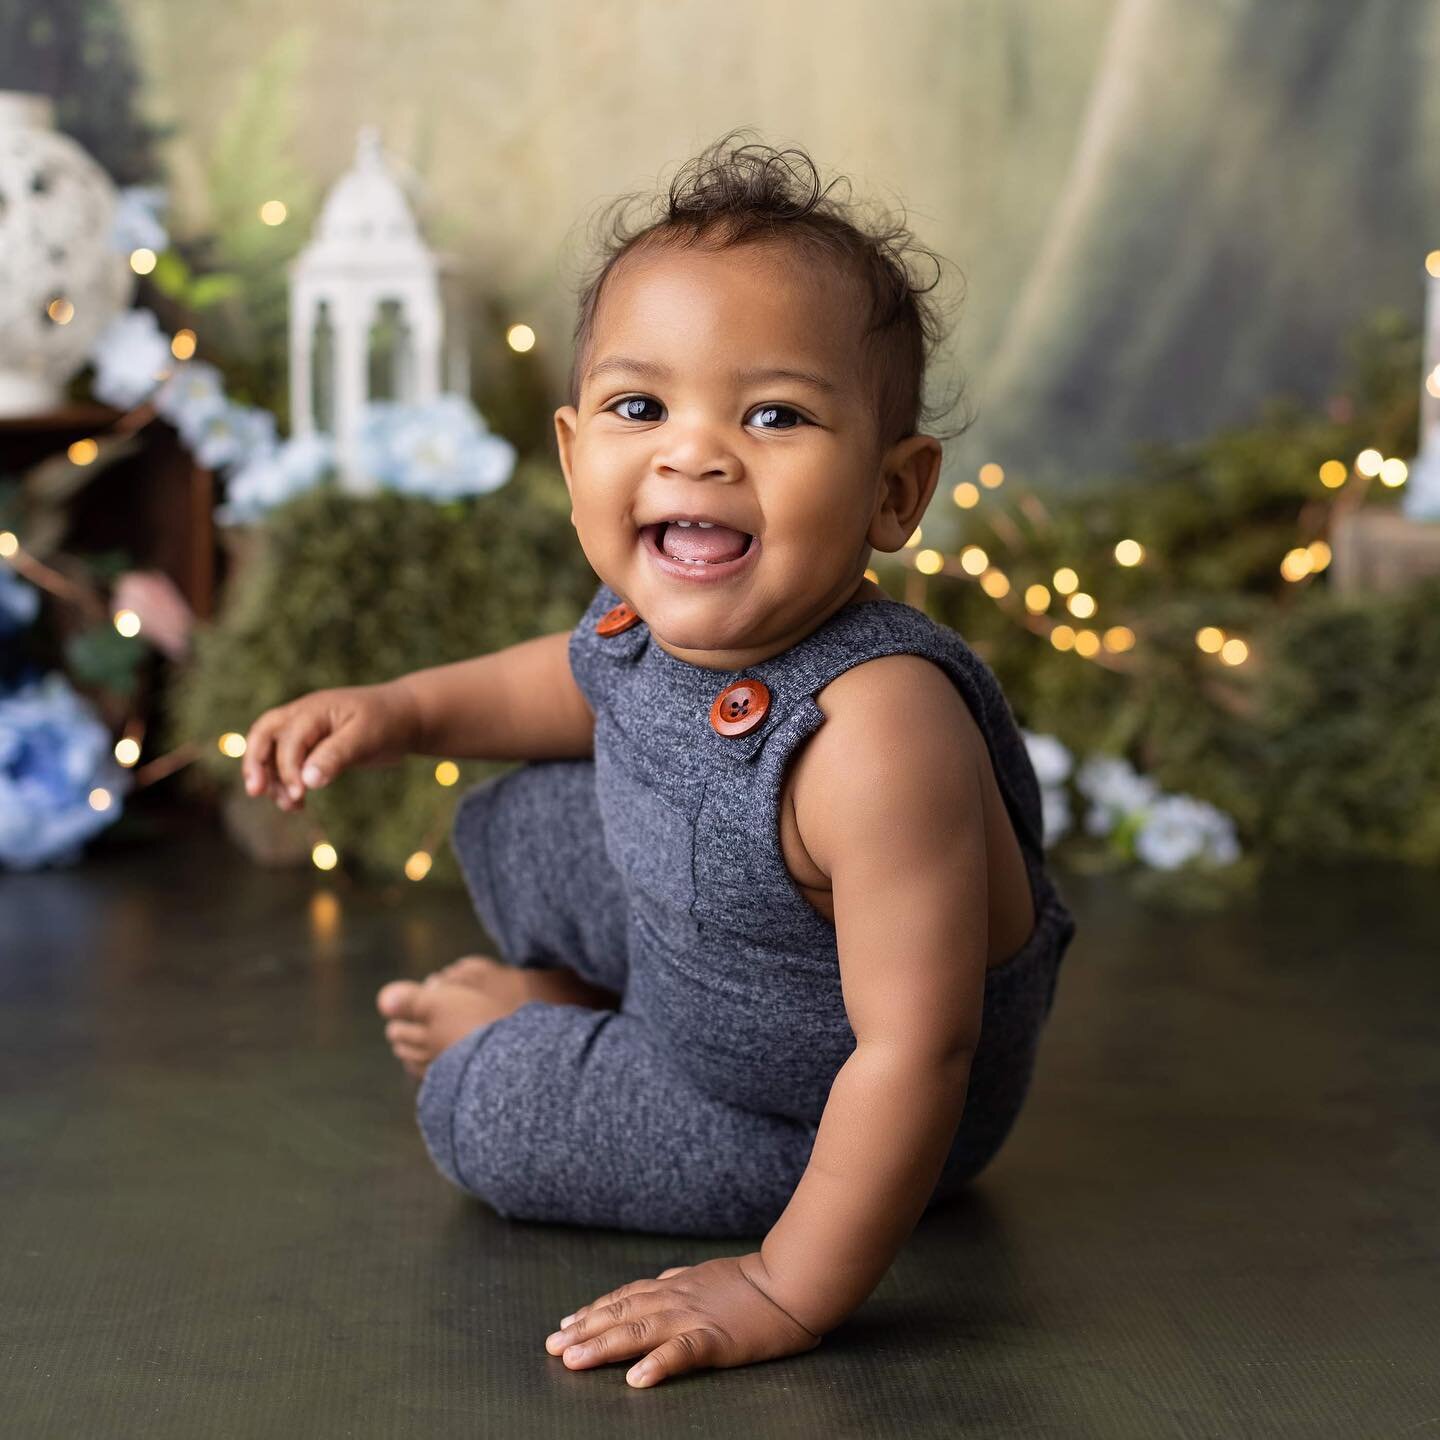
[554,240,938,669]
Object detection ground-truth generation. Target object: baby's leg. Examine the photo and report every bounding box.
[449,758,629,998]
[416,1000,816,1238]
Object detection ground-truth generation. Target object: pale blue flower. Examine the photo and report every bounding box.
[153,360,228,449]
[1039,785,1072,847]
[0,672,129,871]
[88,308,173,409]
[1076,753,1160,837]
[1134,793,1241,871]
[110,185,169,255]
[216,433,337,526]
[1021,729,1073,789]
[356,395,515,500]
[0,567,40,636]
[192,402,277,473]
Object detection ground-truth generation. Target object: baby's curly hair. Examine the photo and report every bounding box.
[567,129,970,449]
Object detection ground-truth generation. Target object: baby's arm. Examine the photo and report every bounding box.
[245,629,593,812]
[754,655,991,1336]
[391,630,595,762]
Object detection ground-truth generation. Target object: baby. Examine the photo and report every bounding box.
[242,131,1076,1389]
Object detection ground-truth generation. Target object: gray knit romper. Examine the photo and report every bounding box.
[416,581,1078,1239]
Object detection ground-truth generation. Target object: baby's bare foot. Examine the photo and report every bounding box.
[375,957,619,1080]
[433,955,620,1013]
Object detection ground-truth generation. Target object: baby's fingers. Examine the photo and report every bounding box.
[275,713,328,801]
[243,714,283,797]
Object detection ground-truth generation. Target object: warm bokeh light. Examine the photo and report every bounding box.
[1024,583,1051,613]
[1280,548,1313,582]
[1052,567,1079,595]
[88,788,112,811]
[309,890,341,940]
[1307,540,1332,571]
[46,297,74,325]
[1427,250,1440,279]
[114,737,141,766]
[259,199,288,225]
[434,760,460,786]
[67,438,98,465]
[1428,365,1440,400]
[405,851,433,882]
[1196,627,1225,653]
[1379,458,1408,487]
[1066,591,1096,619]
[1050,625,1076,652]
[171,329,197,360]
[506,323,536,353]
[1355,448,1383,477]
[915,548,944,574]
[1113,538,1144,566]
[1220,638,1249,666]
[951,481,980,509]
[1103,626,1135,652]
[1074,629,1101,657]
[863,567,879,584]
[978,462,1005,489]
[312,842,339,871]
[0,532,17,558]
[980,569,1010,598]
[959,546,988,576]
[112,609,141,637]
[218,732,247,758]
[1318,459,1348,488]
[129,248,157,275]
[904,528,923,549]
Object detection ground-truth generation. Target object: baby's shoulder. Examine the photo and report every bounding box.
[804,650,987,781]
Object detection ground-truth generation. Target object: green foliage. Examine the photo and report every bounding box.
[159,29,320,421]
[0,0,168,184]
[166,461,596,884]
[910,308,1439,890]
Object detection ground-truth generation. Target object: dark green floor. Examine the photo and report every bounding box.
[1,805,1436,1438]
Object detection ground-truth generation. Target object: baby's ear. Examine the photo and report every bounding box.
[553,406,578,498]
[869,435,943,549]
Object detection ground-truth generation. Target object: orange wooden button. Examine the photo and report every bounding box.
[709,678,770,737]
[596,602,640,637]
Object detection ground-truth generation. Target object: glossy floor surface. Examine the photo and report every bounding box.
[2,807,1436,1438]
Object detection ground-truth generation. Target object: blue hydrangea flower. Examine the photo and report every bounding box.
[191,402,278,473]
[1039,785,1072,847]
[1075,753,1161,838]
[88,308,173,410]
[1,566,40,636]
[0,672,129,871]
[1021,729,1073,788]
[153,360,228,450]
[215,433,338,526]
[1134,794,1242,871]
[355,395,515,500]
[110,185,169,256]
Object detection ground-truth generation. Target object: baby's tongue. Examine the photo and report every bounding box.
[659,522,750,563]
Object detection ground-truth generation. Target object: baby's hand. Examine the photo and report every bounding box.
[242,682,419,811]
[544,1252,821,1388]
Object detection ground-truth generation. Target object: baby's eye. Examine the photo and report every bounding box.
[747,404,807,430]
[609,396,664,422]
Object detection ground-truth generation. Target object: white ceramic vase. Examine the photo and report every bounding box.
[0,89,134,417]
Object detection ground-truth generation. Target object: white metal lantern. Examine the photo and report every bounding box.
[288,126,469,491]
[0,90,135,417]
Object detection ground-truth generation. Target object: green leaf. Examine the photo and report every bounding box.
[63,623,144,695]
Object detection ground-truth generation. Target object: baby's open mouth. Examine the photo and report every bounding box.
[641,520,756,566]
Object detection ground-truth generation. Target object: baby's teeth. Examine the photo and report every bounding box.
[697,521,714,528]
[675,519,693,527]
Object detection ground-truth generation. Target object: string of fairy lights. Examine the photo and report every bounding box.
[3,236,1437,877]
